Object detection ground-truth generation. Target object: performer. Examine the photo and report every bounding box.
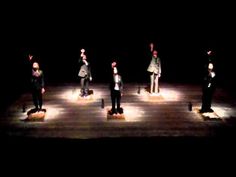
[200,63,216,113]
[109,65,123,115]
[147,50,161,94]
[78,49,92,97]
[31,62,45,111]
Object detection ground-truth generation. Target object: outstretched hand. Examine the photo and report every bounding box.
[29,54,33,61]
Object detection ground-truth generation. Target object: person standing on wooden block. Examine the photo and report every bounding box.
[109,64,123,115]
[31,62,45,111]
[147,50,161,95]
[200,62,216,113]
[78,48,92,97]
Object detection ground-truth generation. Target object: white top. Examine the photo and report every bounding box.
[114,75,119,91]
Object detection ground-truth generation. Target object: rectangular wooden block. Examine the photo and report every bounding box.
[26,111,45,121]
[107,113,125,120]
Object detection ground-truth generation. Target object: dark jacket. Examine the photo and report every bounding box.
[78,63,92,79]
[110,74,123,93]
[31,69,44,90]
[78,57,92,79]
[202,70,216,90]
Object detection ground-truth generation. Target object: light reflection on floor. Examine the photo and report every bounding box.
[60,88,104,104]
[18,104,64,122]
[135,87,182,102]
[103,104,146,122]
[212,105,236,119]
[14,87,236,124]
[193,104,236,120]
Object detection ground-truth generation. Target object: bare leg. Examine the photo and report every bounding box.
[150,73,154,94]
[154,74,159,93]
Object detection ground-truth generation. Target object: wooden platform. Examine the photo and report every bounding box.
[25,111,46,121]
[0,83,236,139]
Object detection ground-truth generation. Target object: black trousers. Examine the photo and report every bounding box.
[201,87,214,111]
[80,77,89,95]
[111,90,121,113]
[32,89,43,109]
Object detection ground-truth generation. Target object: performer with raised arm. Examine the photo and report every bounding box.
[31,62,45,111]
[147,50,161,95]
[109,62,123,115]
[78,48,92,97]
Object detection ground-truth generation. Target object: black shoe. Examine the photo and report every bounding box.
[117,108,123,114]
[108,110,116,115]
[111,109,117,115]
[108,111,113,115]
[38,107,46,112]
[80,93,85,97]
[199,109,206,113]
[85,90,89,96]
[208,108,214,113]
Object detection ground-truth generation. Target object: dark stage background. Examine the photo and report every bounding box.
[1,1,235,110]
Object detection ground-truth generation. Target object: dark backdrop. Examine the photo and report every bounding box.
[1,1,235,110]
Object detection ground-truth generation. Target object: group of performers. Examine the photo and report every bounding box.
[26,43,216,116]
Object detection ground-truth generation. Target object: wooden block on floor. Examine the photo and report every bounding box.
[78,94,94,101]
[139,87,164,100]
[25,111,46,121]
[193,107,221,121]
[148,93,164,101]
[77,90,94,101]
[201,112,221,121]
[107,110,125,120]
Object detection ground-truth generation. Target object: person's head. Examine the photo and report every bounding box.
[32,62,39,70]
[153,50,158,57]
[111,61,117,68]
[81,48,85,53]
[208,63,214,70]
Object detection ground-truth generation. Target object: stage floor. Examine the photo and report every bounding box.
[0,83,236,139]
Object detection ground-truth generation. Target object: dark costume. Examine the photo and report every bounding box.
[31,68,44,110]
[200,68,216,113]
[78,57,92,97]
[110,71,123,114]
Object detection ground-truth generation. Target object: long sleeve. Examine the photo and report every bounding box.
[78,57,83,66]
[158,58,161,75]
[41,71,45,88]
[31,70,44,90]
[89,66,92,79]
[120,76,123,93]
